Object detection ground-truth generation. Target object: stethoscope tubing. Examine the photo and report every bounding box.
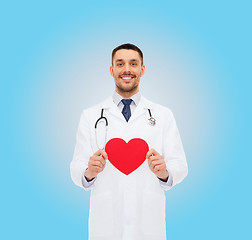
[94,108,156,149]
[95,109,108,129]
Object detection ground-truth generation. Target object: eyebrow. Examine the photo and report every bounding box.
[115,59,139,62]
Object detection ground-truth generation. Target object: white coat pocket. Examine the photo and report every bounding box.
[141,190,166,237]
[89,191,114,238]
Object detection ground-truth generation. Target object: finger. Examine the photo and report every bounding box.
[99,157,106,166]
[93,155,106,166]
[94,149,105,156]
[91,159,105,168]
[91,153,107,164]
[146,148,160,159]
[148,161,155,172]
[149,155,162,162]
[148,160,161,171]
[100,149,108,160]
[148,158,156,171]
[150,159,165,166]
[146,149,154,159]
[94,149,108,160]
[93,165,103,173]
[97,166,105,173]
[148,155,162,166]
[154,163,166,172]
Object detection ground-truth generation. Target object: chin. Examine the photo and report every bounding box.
[116,82,138,93]
[122,87,138,93]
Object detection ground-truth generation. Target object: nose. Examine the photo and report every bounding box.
[123,63,131,72]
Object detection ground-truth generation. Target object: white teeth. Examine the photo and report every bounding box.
[122,77,132,80]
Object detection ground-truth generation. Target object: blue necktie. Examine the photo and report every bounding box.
[121,99,133,122]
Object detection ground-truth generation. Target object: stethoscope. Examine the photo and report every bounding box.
[94,108,156,149]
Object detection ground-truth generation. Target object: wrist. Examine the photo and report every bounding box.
[84,168,96,181]
[157,170,169,182]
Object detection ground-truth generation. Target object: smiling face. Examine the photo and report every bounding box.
[110,49,145,98]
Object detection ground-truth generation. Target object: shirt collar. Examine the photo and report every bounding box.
[112,91,141,106]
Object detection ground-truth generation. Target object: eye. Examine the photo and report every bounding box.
[117,63,123,66]
[131,63,137,66]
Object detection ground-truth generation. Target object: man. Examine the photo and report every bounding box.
[70,43,188,240]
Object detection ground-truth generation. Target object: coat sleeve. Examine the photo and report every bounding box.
[161,110,188,190]
[70,111,95,190]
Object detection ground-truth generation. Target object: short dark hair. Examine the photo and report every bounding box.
[112,43,143,65]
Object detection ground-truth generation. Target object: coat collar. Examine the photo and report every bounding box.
[100,95,154,123]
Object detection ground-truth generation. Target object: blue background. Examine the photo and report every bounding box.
[1,0,251,239]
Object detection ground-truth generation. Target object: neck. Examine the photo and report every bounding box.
[115,89,139,99]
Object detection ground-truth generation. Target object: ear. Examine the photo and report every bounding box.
[110,65,114,77]
[140,64,145,77]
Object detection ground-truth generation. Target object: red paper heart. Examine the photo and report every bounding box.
[105,138,149,175]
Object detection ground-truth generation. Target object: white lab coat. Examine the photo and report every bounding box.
[70,95,188,240]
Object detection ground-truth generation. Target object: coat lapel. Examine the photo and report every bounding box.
[128,96,154,124]
[100,96,125,122]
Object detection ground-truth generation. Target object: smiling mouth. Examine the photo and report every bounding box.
[120,75,135,81]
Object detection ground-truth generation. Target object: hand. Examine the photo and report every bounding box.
[146,148,169,181]
[85,149,108,180]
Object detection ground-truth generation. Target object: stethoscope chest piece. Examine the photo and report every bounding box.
[147,109,156,126]
[148,117,156,126]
